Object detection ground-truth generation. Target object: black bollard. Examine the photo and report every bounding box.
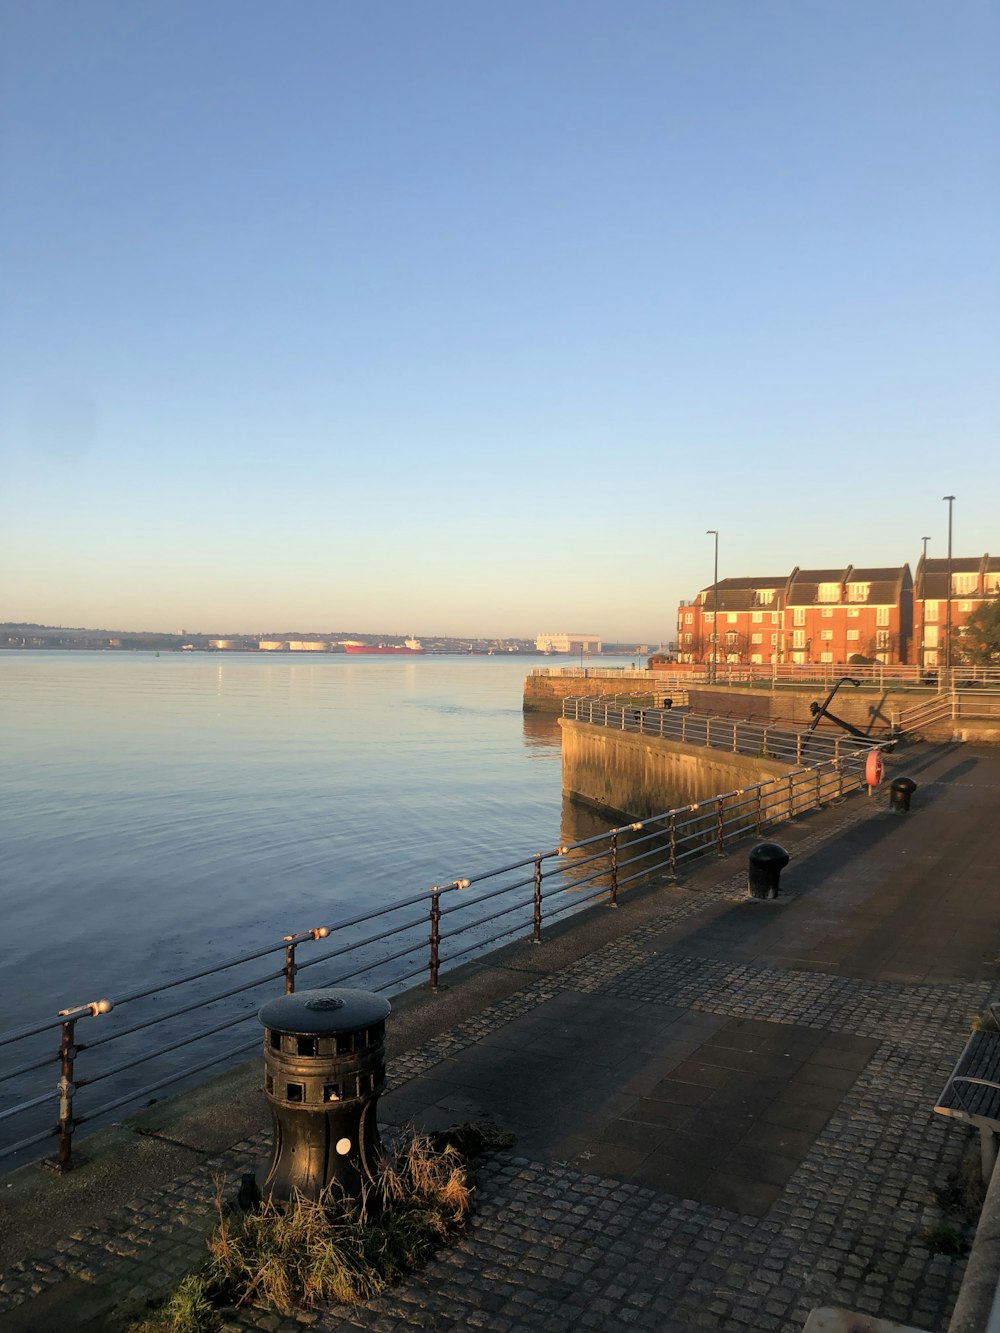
[257,988,391,1204]
[889,777,917,812]
[747,842,790,899]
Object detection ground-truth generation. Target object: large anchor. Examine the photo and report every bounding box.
[806,676,867,738]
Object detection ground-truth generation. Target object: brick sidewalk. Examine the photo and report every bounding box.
[2,743,999,1333]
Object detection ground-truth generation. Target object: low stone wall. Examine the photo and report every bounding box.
[523,671,665,712]
[560,718,794,821]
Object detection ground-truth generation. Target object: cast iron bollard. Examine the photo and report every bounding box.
[889,776,917,812]
[747,842,790,899]
[257,987,391,1203]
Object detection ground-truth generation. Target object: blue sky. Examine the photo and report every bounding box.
[2,1,997,639]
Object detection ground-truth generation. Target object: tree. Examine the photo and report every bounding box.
[950,597,1000,664]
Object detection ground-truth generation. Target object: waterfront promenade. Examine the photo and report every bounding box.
[2,741,999,1332]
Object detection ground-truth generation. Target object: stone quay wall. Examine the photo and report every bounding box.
[559,718,795,821]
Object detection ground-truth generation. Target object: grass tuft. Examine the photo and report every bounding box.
[128,1128,481,1332]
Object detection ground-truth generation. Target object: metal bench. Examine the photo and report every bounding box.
[933,1025,1000,1182]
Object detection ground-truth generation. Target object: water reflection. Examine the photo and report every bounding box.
[521,710,562,752]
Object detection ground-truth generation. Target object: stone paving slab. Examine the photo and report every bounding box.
[1,744,999,1332]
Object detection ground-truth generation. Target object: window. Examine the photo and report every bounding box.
[793,608,806,626]
[847,583,870,602]
[751,654,762,664]
[752,611,762,623]
[770,634,778,645]
[753,589,774,605]
[847,630,859,641]
[876,629,891,649]
[793,630,805,648]
[821,652,833,663]
[953,573,978,594]
[818,583,840,603]
[771,612,779,624]
[727,613,737,624]
[847,608,860,618]
[925,601,938,620]
[925,626,938,647]
[684,612,693,624]
[821,630,833,641]
[959,601,971,612]
[751,633,762,644]
[876,607,890,626]
[704,612,715,622]
[821,608,833,618]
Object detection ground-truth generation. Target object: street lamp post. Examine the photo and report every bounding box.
[943,496,955,686]
[919,536,930,673]
[706,530,719,685]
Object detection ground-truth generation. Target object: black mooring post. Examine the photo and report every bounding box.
[747,843,790,899]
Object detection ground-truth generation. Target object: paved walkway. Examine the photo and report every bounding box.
[1,742,999,1333]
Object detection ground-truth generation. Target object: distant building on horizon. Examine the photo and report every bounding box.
[535,632,602,655]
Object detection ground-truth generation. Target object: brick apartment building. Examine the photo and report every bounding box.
[677,564,914,665]
[914,554,1000,668]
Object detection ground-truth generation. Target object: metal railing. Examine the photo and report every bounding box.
[562,696,878,764]
[534,662,1000,689]
[0,743,885,1175]
[892,691,1000,734]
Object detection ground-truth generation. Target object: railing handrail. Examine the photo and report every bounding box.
[560,697,887,765]
[532,662,1000,688]
[0,739,886,1174]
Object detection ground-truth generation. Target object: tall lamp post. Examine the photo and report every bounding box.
[706,529,719,685]
[943,496,955,685]
[919,536,930,673]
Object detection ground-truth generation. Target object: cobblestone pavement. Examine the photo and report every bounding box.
[1,748,998,1333]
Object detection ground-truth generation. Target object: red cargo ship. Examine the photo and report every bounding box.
[342,640,424,655]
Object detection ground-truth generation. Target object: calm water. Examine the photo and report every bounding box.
[0,652,628,1029]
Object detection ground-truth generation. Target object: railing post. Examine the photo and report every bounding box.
[668,813,678,881]
[755,784,764,834]
[796,733,803,764]
[706,718,712,748]
[609,831,620,906]
[42,997,113,1174]
[532,856,543,942]
[732,723,738,753]
[681,715,688,743]
[428,888,442,993]
[716,798,726,857]
[283,940,298,994]
[50,1016,78,1174]
[815,767,822,809]
[787,773,795,821]
[763,726,769,756]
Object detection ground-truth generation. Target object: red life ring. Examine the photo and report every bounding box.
[865,749,885,787]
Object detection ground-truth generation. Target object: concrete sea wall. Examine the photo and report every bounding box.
[559,718,796,821]
[523,671,661,712]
